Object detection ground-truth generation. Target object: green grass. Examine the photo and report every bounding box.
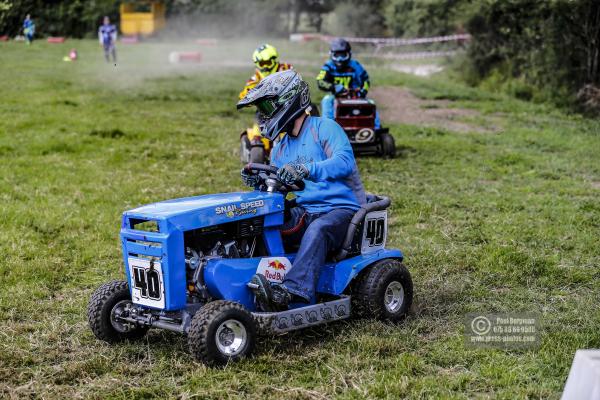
[1,39,599,399]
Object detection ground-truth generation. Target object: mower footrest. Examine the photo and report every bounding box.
[252,296,351,333]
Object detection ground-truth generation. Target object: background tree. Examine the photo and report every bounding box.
[290,0,335,33]
[0,0,118,37]
[466,0,600,108]
[326,0,387,37]
[385,0,474,38]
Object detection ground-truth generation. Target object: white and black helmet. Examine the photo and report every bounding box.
[237,70,311,141]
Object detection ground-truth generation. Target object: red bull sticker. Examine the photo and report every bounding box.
[256,257,293,283]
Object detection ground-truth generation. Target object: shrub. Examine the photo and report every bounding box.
[464,0,600,110]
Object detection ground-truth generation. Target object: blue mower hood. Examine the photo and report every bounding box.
[123,191,284,232]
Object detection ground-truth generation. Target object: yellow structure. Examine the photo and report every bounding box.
[120,2,166,36]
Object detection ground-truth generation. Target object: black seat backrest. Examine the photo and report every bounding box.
[334,194,391,261]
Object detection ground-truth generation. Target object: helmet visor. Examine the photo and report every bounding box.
[331,51,350,63]
[255,98,278,117]
[257,58,276,70]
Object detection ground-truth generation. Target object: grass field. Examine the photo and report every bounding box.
[1,39,599,399]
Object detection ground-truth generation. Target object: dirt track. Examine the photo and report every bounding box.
[370,86,500,133]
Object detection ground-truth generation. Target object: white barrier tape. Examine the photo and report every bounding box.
[323,34,471,46]
[290,33,471,45]
[290,33,323,42]
[318,50,462,60]
[373,50,461,60]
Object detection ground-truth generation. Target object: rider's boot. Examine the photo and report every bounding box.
[248,273,273,312]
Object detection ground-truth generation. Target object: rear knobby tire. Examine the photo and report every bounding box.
[188,300,257,366]
[352,259,412,322]
[379,132,396,158]
[87,280,149,343]
[249,145,265,164]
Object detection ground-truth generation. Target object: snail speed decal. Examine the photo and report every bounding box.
[215,200,265,218]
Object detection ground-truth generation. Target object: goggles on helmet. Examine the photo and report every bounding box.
[256,57,276,71]
[331,51,350,63]
[255,98,278,117]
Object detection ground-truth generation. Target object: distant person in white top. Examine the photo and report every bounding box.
[98,16,117,63]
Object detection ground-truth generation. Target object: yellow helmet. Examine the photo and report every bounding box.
[252,44,279,75]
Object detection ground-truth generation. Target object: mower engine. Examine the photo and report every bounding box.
[183,216,264,302]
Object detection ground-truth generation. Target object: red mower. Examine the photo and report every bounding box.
[334,91,395,158]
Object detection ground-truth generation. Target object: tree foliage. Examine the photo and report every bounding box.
[165,0,339,36]
[0,0,119,37]
[326,0,386,37]
[165,0,301,36]
[466,0,600,107]
[385,0,474,38]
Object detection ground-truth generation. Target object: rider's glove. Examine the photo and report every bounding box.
[358,89,368,98]
[241,168,260,188]
[334,84,346,95]
[277,163,309,187]
[317,79,333,91]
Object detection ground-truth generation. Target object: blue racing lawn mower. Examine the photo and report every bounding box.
[88,163,413,366]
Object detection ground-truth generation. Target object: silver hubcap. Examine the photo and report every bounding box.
[215,319,247,356]
[110,300,133,333]
[384,281,405,313]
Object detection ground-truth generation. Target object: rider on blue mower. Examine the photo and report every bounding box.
[237,70,366,311]
[316,38,381,129]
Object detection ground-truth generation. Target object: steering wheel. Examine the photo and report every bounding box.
[335,88,361,99]
[243,163,305,192]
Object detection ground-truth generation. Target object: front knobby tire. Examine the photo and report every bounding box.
[188,300,257,366]
[87,280,149,343]
[352,259,413,322]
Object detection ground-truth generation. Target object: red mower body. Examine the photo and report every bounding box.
[335,98,377,131]
[333,94,395,157]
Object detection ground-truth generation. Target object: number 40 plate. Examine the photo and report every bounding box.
[128,257,165,309]
[361,210,387,254]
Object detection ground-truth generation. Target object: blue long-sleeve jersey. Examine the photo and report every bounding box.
[270,116,366,213]
[23,19,35,33]
[99,24,117,46]
[316,59,370,94]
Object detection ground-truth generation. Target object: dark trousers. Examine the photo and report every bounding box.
[281,206,355,301]
[103,44,116,62]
